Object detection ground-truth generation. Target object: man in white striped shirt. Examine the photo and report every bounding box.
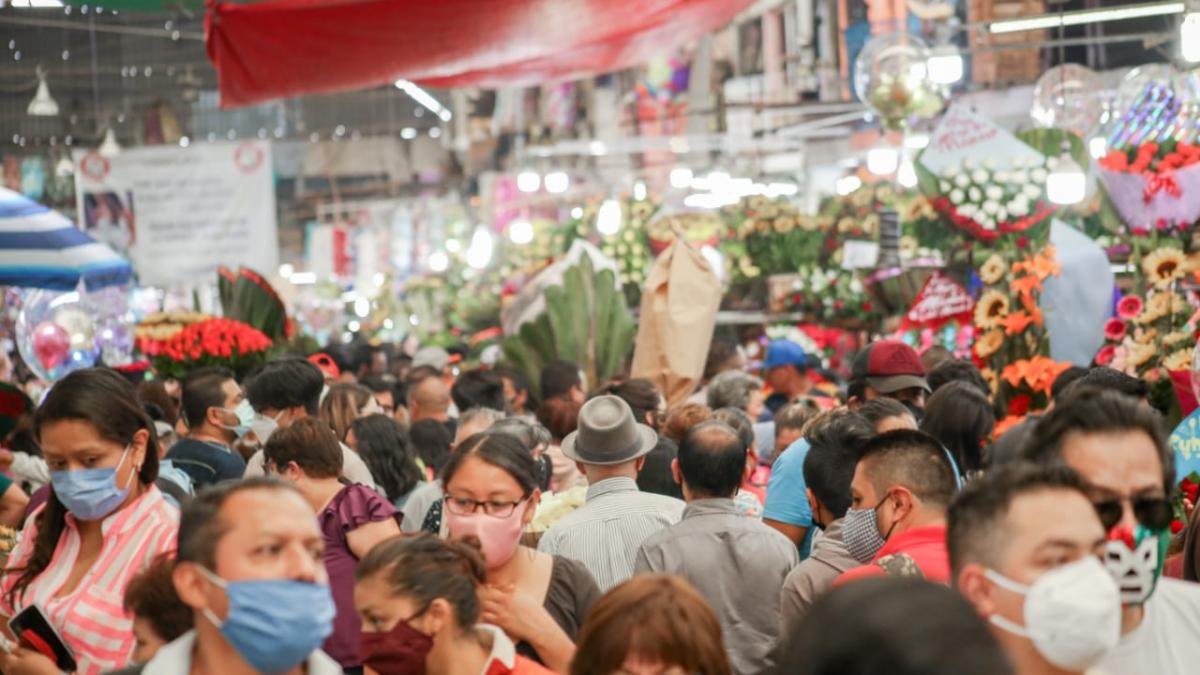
[538,396,684,591]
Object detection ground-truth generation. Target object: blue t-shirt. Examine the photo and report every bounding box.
[763,438,815,559]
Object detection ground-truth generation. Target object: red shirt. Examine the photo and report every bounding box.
[834,524,950,586]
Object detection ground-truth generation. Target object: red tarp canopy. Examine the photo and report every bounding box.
[206,0,756,108]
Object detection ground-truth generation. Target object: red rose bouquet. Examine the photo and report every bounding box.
[143,317,273,379]
[1099,140,1200,233]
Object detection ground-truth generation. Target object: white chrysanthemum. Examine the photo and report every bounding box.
[955,174,970,188]
[972,169,988,183]
[983,200,999,215]
[1023,184,1042,200]
[986,186,1003,200]
[951,189,965,202]
[968,186,982,201]
[1032,167,1048,183]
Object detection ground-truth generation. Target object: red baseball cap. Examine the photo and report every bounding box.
[308,353,341,380]
[851,340,930,394]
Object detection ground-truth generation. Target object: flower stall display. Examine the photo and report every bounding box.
[142,317,274,380]
[134,311,211,346]
[1099,140,1200,233]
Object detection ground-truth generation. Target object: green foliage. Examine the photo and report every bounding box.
[500,255,635,400]
[217,267,288,341]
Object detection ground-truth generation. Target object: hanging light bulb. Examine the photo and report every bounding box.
[1088,136,1108,160]
[465,227,494,269]
[544,171,569,194]
[428,251,449,272]
[633,180,647,201]
[508,219,534,245]
[836,174,862,196]
[867,145,900,175]
[1045,142,1086,205]
[669,167,693,189]
[54,156,73,177]
[897,159,918,188]
[98,127,121,158]
[597,199,622,236]
[517,170,540,193]
[27,68,58,116]
[927,44,964,85]
[1183,10,1200,63]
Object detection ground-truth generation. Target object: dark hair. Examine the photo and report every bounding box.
[356,534,486,629]
[177,477,299,568]
[320,383,372,443]
[1063,367,1149,401]
[571,574,731,675]
[441,433,538,498]
[947,463,1090,578]
[353,343,387,375]
[450,369,506,413]
[136,380,180,427]
[351,414,423,502]
[678,422,746,499]
[703,340,741,382]
[858,429,958,509]
[245,357,325,416]
[857,397,914,430]
[123,554,193,643]
[263,417,343,479]
[926,359,990,398]
[494,367,530,402]
[920,345,954,374]
[597,379,663,428]
[1051,366,1089,400]
[541,360,581,401]
[662,404,713,445]
[920,381,995,476]
[537,396,582,443]
[360,375,397,396]
[182,367,236,429]
[1024,387,1173,492]
[774,401,817,434]
[776,578,1013,675]
[711,407,754,450]
[1185,506,1200,583]
[9,368,160,605]
[409,419,453,474]
[637,437,683,500]
[803,411,875,519]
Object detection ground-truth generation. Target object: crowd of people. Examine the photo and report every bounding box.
[0,336,1198,675]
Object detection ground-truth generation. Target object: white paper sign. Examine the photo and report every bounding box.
[841,240,880,270]
[921,104,1043,175]
[73,141,278,286]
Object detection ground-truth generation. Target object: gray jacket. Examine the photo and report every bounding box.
[779,518,859,638]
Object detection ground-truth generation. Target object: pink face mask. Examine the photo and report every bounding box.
[444,501,529,569]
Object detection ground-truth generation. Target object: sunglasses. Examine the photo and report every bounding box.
[1092,495,1173,532]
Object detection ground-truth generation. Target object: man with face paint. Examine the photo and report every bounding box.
[950,463,1121,675]
[1023,388,1200,675]
[167,368,249,489]
[240,358,377,490]
[835,429,957,585]
[152,478,340,675]
[846,340,932,420]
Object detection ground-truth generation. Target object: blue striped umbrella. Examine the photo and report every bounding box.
[0,188,132,291]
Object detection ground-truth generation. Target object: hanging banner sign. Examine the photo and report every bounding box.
[1169,407,1200,483]
[73,141,278,287]
[901,271,974,330]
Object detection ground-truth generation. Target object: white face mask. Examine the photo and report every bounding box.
[250,411,283,445]
[985,556,1122,671]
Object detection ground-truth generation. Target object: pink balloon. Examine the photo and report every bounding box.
[32,321,71,372]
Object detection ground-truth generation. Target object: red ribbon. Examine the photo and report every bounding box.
[1143,170,1182,203]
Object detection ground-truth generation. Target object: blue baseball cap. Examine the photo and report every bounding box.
[764,340,807,370]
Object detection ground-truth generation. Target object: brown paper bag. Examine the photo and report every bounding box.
[630,239,722,407]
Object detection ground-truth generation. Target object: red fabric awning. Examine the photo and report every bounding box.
[206,0,756,108]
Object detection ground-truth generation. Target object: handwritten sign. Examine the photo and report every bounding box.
[902,272,974,329]
[841,240,879,270]
[920,104,1044,175]
[1169,407,1200,482]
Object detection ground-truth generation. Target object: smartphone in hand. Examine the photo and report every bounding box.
[8,604,77,672]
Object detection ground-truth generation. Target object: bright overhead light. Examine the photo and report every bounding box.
[867,146,900,175]
[836,174,863,196]
[445,239,461,253]
[1183,12,1200,62]
[597,199,622,236]
[633,181,647,201]
[1046,148,1087,205]
[278,263,295,278]
[179,136,190,148]
[989,1,1184,34]
[544,171,569,194]
[570,207,583,218]
[517,170,540,193]
[766,182,798,197]
[27,70,58,116]
[1089,136,1109,159]
[927,46,964,85]
[465,227,494,269]
[354,297,371,318]
[508,219,534,245]
[589,140,607,156]
[400,127,418,140]
[904,134,930,149]
[9,0,65,6]
[669,167,693,188]
[429,251,449,272]
[347,320,361,333]
[98,127,121,158]
[290,272,317,285]
[897,160,918,188]
[394,79,453,121]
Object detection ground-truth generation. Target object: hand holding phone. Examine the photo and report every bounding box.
[8,604,76,672]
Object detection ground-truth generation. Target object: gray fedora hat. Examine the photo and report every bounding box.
[561,395,658,466]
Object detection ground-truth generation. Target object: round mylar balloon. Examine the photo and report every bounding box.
[15,285,134,382]
[853,32,944,130]
[1030,64,1104,137]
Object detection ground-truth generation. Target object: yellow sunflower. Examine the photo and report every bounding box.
[861,214,881,236]
[981,367,999,394]
[974,330,1005,359]
[1139,291,1189,324]
[974,290,1010,329]
[773,217,796,234]
[1127,341,1156,368]
[799,216,821,232]
[1142,247,1187,287]
[837,217,856,233]
[979,255,1007,285]
[1164,349,1192,371]
[1164,330,1192,347]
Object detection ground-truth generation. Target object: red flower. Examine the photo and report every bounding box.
[1016,236,1029,250]
[1095,344,1116,366]
[862,302,873,312]
[1008,394,1032,417]
[1171,519,1186,535]
[1104,318,1128,342]
[1117,296,1144,320]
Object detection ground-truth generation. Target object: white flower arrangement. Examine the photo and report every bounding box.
[932,156,1051,234]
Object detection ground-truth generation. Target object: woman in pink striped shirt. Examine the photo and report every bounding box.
[0,368,179,675]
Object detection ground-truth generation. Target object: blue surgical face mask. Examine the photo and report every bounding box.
[199,566,335,674]
[219,399,256,439]
[50,443,135,521]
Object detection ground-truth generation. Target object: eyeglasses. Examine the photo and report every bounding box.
[444,496,526,518]
[1091,495,1173,532]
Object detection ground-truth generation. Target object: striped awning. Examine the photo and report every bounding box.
[0,188,132,291]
